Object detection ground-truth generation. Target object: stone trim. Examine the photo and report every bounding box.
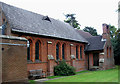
[70,44,74,46]
[0,42,26,46]
[47,41,52,44]
[0,35,27,41]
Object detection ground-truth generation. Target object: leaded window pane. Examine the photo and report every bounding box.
[56,44,59,60]
[35,41,39,60]
[62,44,65,59]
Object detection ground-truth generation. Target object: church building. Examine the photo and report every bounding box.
[0,2,115,83]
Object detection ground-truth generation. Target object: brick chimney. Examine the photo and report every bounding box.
[102,23,110,40]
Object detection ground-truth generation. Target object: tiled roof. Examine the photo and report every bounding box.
[76,30,105,51]
[85,36,105,51]
[0,2,88,43]
[76,29,93,38]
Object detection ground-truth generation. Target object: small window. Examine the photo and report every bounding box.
[107,47,109,58]
[80,46,82,59]
[56,43,59,60]
[76,46,78,59]
[27,39,32,60]
[62,44,65,60]
[35,41,40,60]
[110,47,111,57]
[2,19,7,35]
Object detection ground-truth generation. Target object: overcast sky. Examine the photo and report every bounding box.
[1,0,119,34]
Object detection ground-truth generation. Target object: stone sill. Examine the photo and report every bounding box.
[76,59,84,61]
[27,60,47,64]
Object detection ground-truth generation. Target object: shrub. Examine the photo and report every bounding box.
[54,60,76,76]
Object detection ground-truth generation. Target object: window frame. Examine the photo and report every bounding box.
[56,43,60,60]
[80,46,82,59]
[27,39,32,61]
[62,44,65,60]
[35,40,41,61]
[76,46,78,59]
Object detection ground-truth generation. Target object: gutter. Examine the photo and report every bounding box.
[11,28,88,43]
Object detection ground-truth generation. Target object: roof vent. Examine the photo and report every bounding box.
[42,16,51,22]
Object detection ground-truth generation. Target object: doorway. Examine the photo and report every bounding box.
[93,53,99,66]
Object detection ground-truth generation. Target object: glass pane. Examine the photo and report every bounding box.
[80,46,82,59]
[27,40,31,60]
[62,44,65,59]
[35,41,39,60]
[76,46,78,59]
[56,44,59,60]
[27,46,30,60]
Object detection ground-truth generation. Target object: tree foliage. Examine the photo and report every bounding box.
[83,26,98,36]
[64,14,80,29]
[54,60,76,76]
[113,28,120,65]
[109,24,120,65]
[109,25,117,38]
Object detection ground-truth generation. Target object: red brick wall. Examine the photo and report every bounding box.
[1,36,28,82]
[20,35,87,76]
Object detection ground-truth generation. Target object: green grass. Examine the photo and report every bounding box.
[76,70,89,74]
[47,76,63,79]
[29,80,36,84]
[47,70,89,79]
[46,67,118,82]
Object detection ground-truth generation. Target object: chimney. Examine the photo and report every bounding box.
[102,23,110,40]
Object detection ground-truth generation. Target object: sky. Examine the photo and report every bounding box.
[0,0,119,35]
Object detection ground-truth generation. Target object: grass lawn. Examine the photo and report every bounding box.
[47,70,88,79]
[46,66,118,82]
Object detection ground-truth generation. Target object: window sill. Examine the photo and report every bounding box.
[76,59,84,61]
[27,60,33,63]
[35,60,42,63]
[27,60,47,64]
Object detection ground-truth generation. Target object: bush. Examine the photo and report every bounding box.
[54,60,76,76]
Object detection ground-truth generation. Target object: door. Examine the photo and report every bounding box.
[93,53,99,66]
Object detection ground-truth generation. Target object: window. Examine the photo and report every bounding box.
[27,39,32,60]
[107,47,109,58]
[76,46,78,59]
[35,41,40,60]
[56,43,59,60]
[110,47,111,57]
[62,44,65,60]
[80,46,82,59]
[2,19,7,35]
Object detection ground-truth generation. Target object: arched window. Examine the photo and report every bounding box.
[56,43,59,60]
[27,39,32,60]
[80,46,82,59]
[35,41,40,60]
[62,44,65,60]
[76,46,78,59]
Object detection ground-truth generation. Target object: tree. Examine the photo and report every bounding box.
[109,25,117,38]
[113,28,120,65]
[83,26,98,36]
[64,14,80,29]
[109,25,120,65]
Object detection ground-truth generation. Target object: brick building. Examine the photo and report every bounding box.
[0,2,114,81]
